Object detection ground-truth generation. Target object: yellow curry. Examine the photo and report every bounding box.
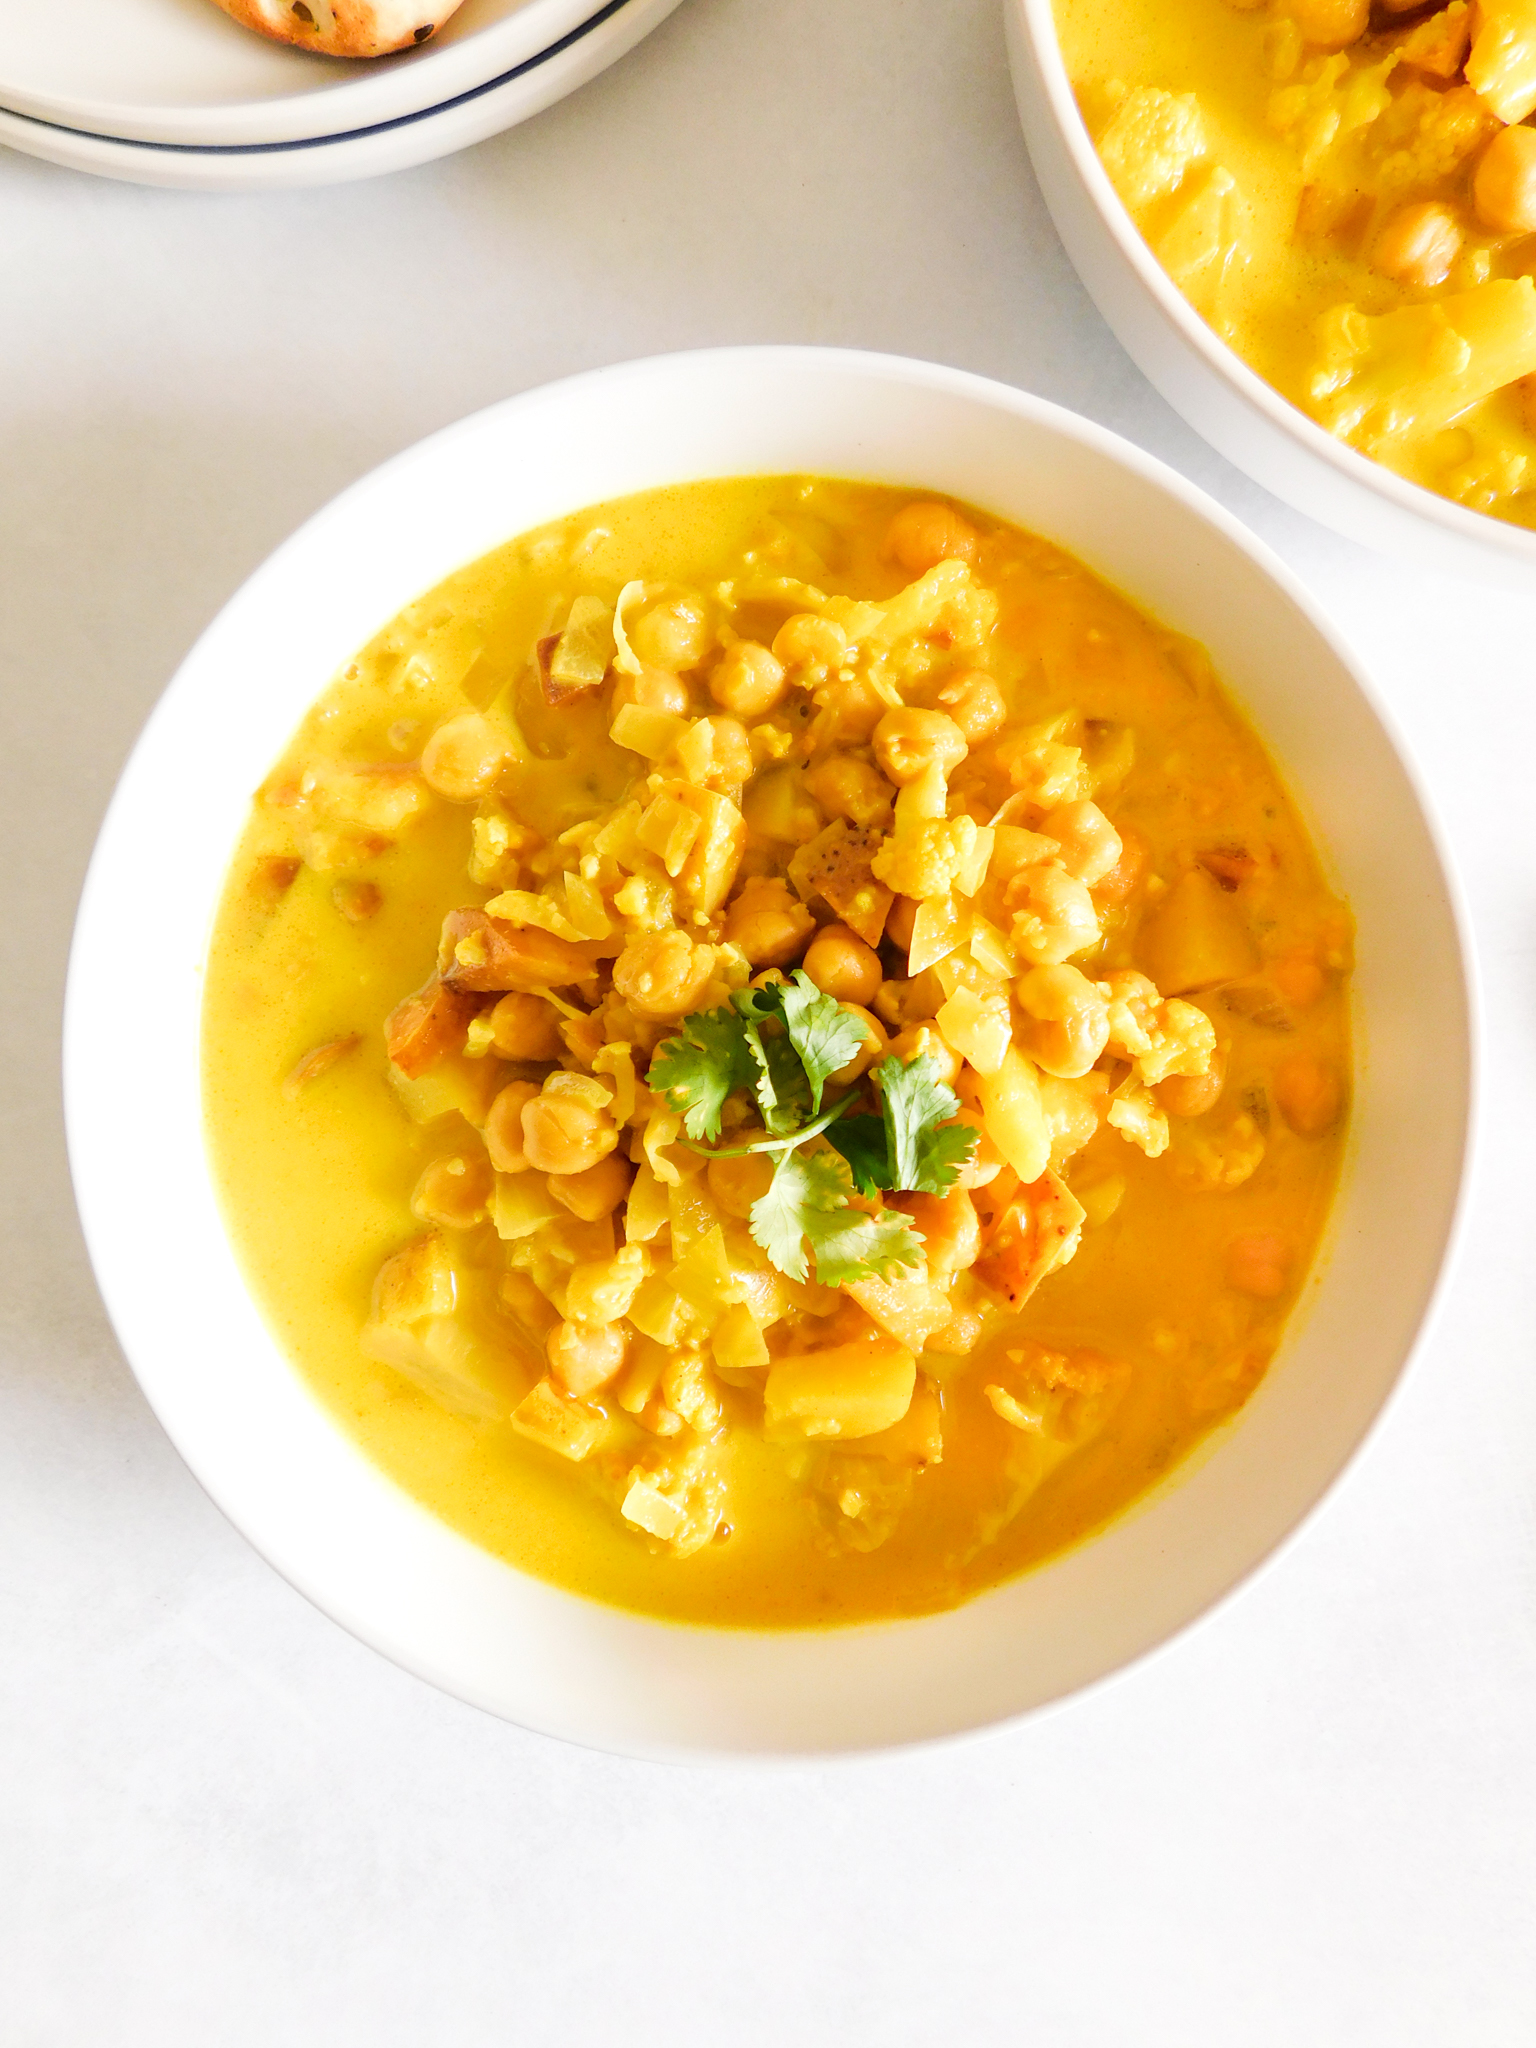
[1060,0,1536,527]
[202,478,1350,1628]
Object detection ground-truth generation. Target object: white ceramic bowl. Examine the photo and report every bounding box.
[0,0,678,191]
[1004,0,1536,589]
[0,0,622,148]
[66,348,1474,1759]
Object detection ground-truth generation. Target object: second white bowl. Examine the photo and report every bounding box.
[1004,0,1536,588]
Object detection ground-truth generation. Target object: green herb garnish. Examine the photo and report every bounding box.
[648,971,979,1287]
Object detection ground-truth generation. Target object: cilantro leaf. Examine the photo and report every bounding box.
[648,1004,755,1142]
[825,1113,891,1196]
[875,1054,980,1194]
[731,985,810,1136]
[749,1147,924,1287]
[805,1204,925,1289]
[776,970,870,1114]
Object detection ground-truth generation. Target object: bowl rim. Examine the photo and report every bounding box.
[1011,0,1536,572]
[63,345,1480,1759]
[0,0,626,149]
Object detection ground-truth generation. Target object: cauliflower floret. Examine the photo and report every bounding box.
[1311,280,1536,452]
[1101,968,1160,1059]
[1136,997,1218,1086]
[1169,1112,1266,1191]
[871,814,979,899]
[1097,86,1208,212]
[1107,1075,1170,1158]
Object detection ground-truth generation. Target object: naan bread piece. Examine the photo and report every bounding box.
[210,0,466,59]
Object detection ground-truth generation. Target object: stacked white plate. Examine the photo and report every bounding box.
[0,0,683,190]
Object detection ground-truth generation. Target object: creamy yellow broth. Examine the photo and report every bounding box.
[1059,0,1536,528]
[203,478,1350,1628]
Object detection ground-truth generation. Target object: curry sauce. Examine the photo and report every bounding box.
[202,478,1350,1627]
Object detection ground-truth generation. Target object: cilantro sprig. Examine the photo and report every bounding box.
[648,971,979,1288]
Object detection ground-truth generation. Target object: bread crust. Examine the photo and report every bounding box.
[210,0,466,59]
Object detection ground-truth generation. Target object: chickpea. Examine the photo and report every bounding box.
[1018,964,1111,1080]
[1091,824,1150,906]
[887,1021,961,1086]
[546,1318,628,1398]
[1289,0,1368,47]
[1269,949,1326,1009]
[828,1004,888,1086]
[548,1152,633,1222]
[1273,1052,1343,1136]
[410,1151,493,1229]
[804,752,894,826]
[521,1084,618,1177]
[934,668,1007,742]
[701,714,753,788]
[885,501,979,575]
[630,594,712,672]
[1226,1231,1292,1300]
[902,1186,981,1283]
[722,877,817,968]
[803,923,884,1006]
[772,612,847,672]
[612,931,718,1018]
[706,1150,775,1220]
[611,663,691,717]
[1157,1043,1227,1119]
[885,894,919,952]
[484,1079,541,1172]
[1008,864,1101,966]
[823,673,889,743]
[1040,799,1123,888]
[872,707,969,785]
[420,711,510,801]
[1373,201,1462,288]
[1475,123,1536,236]
[484,991,563,1062]
[709,640,787,718]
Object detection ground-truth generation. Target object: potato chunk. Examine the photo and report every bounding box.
[1138,869,1257,995]
[510,1378,608,1462]
[843,1270,956,1353]
[764,1337,917,1439]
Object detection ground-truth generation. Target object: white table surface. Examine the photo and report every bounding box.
[3,2,1533,2040]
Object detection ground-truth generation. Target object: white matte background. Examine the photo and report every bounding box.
[2,1,1533,2040]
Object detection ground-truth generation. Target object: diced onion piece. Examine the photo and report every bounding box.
[908,892,970,975]
[937,985,1012,1075]
[669,1224,745,1323]
[490,1173,563,1241]
[621,1474,690,1540]
[711,1302,770,1373]
[610,702,691,760]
